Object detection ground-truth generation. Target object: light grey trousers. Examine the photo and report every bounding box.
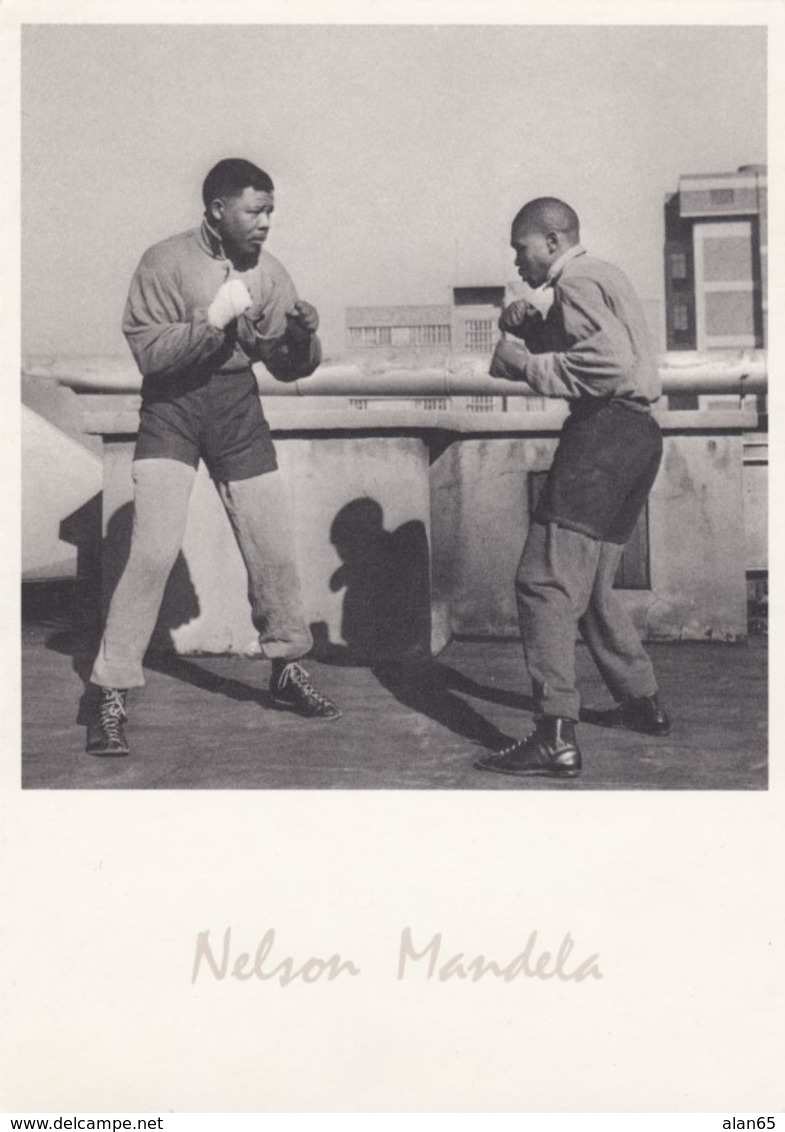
[91,459,313,689]
[515,520,658,721]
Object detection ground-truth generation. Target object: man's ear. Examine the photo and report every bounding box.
[208,197,225,224]
[545,230,561,253]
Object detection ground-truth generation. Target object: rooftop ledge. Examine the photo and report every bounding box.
[72,395,757,439]
[23,349,768,399]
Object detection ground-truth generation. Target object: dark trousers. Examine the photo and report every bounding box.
[515,521,658,720]
[516,402,663,721]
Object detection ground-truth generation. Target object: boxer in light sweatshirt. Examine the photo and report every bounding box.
[87,159,340,757]
[476,197,670,780]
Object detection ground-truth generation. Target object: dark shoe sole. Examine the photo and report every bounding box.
[594,717,671,737]
[271,696,342,721]
[474,756,580,779]
[86,745,130,757]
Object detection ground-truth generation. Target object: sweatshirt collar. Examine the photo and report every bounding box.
[546,243,586,286]
[197,216,229,260]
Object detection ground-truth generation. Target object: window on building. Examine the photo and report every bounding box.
[672,302,690,332]
[464,319,495,352]
[693,220,761,349]
[412,324,451,346]
[709,188,735,206]
[467,395,496,413]
[413,398,450,411]
[348,326,392,347]
[349,324,450,348]
[670,252,688,280]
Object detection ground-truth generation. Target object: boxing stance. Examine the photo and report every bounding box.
[476,197,670,779]
[87,158,340,756]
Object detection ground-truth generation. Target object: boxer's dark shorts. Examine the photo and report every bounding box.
[534,399,663,545]
[134,367,278,481]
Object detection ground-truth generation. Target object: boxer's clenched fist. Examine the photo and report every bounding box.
[208,279,253,329]
[286,299,320,339]
[498,298,538,337]
[489,336,531,381]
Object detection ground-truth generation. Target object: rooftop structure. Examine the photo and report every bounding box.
[664,164,767,352]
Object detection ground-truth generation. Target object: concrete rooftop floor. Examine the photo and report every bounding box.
[21,582,767,792]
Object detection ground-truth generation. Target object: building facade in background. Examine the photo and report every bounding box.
[664,164,768,622]
[345,286,508,414]
[346,304,452,352]
[346,286,506,357]
[664,164,767,352]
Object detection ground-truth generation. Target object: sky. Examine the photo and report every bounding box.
[21,23,767,358]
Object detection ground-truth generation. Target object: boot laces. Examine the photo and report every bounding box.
[100,689,127,740]
[496,715,572,757]
[278,662,332,710]
[496,725,540,759]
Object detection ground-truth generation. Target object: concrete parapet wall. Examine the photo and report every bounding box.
[645,434,747,640]
[431,436,555,637]
[22,406,103,581]
[86,397,755,661]
[430,430,748,642]
[99,430,436,662]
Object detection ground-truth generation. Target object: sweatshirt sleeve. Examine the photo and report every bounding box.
[122,254,227,380]
[236,258,322,381]
[521,275,635,399]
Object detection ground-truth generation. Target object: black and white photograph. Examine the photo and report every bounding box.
[3,2,783,1118]
[19,20,769,790]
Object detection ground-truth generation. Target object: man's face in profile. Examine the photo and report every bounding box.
[510,224,557,289]
[211,187,275,258]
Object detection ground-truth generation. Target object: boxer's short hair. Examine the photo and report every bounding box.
[513,198,580,239]
[202,159,274,206]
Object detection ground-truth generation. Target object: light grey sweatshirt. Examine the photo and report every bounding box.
[501,248,661,408]
[122,219,321,388]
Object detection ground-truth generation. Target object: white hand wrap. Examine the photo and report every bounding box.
[207,279,253,329]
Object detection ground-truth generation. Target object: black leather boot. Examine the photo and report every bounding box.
[475,716,582,778]
[270,660,342,720]
[593,693,671,736]
[86,687,130,756]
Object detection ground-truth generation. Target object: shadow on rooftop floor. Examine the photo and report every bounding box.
[21,580,767,791]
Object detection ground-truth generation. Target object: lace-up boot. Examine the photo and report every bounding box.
[474,716,581,778]
[270,661,341,721]
[593,693,671,736]
[86,688,130,756]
